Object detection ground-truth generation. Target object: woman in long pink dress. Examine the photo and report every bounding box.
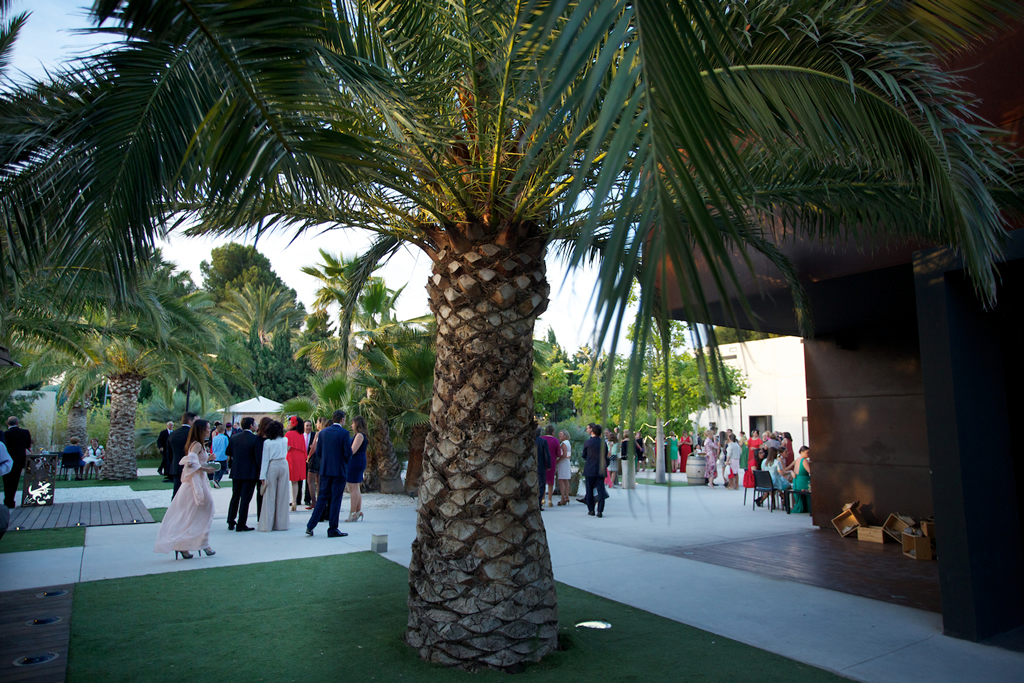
[154,420,217,560]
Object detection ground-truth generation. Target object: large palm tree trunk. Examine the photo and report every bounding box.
[373,418,404,494]
[404,423,427,494]
[406,240,557,670]
[101,374,142,480]
[66,400,89,447]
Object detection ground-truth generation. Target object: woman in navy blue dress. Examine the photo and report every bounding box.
[345,416,368,522]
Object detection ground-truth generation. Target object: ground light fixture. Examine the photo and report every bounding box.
[575,621,612,630]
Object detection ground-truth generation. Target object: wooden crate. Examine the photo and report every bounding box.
[883,513,915,542]
[832,505,867,537]
[857,526,889,544]
[921,520,935,539]
[902,533,933,561]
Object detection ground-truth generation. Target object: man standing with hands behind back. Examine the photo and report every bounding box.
[157,421,174,480]
[167,412,196,497]
[306,410,352,538]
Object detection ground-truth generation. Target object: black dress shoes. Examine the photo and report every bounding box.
[588,510,596,516]
[597,512,603,518]
[235,525,254,532]
[305,528,314,536]
[227,522,235,531]
[327,530,348,538]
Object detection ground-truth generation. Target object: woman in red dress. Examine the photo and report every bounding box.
[285,416,308,511]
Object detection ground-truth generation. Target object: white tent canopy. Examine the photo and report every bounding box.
[222,396,283,414]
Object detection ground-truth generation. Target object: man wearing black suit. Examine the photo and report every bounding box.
[305,410,351,537]
[582,423,609,518]
[2,417,32,508]
[226,416,260,531]
[167,412,196,497]
[535,427,548,511]
[156,421,174,479]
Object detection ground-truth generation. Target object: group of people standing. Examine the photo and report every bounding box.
[154,409,370,559]
[696,428,812,512]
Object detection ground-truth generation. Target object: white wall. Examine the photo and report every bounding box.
[10,389,57,450]
[692,336,808,445]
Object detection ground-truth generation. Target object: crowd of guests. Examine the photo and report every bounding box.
[693,428,812,512]
[153,409,370,559]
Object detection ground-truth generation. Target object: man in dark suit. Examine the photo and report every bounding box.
[305,410,351,537]
[156,421,174,479]
[2,416,32,508]
[167,412,196,497]
[535,427,548,511]
[226,416,260,531]
[582,423,608,518]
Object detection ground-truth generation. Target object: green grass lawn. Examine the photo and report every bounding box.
[55,475,231,492]
[149,507,166,522]
[0,526,85,553]
[136,458,162,469]
[69,553,844,683]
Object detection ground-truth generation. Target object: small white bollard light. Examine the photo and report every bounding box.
[371,534,388,553]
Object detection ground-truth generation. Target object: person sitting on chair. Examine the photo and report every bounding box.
[62,437,85,481]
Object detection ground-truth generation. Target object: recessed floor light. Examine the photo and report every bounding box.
[26,617,62,626]
[13,653,59,667]
[575,621,612,630]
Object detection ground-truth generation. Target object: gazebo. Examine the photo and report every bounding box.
[221,396,283,426]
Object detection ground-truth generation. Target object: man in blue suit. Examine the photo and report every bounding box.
[306,409,352,537]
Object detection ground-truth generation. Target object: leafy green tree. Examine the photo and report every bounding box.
[10,0,1022,670]
[200,243,297,306]
[246,325,311,403]
[534,361,573,422]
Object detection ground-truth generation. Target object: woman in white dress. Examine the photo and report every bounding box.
[258,420,290,531]
[82,438,104,478]
[556,430,572,505]
[154,420,216,559]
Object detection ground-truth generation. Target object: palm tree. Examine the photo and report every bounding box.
[55,285,232,480]
[9,0,1022,670]
[353,327,435,494]
[219,282,305,345]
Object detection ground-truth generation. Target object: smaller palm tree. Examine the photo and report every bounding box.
[219,282,305,345]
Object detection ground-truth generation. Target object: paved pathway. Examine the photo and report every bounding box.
[1,481,1020,682]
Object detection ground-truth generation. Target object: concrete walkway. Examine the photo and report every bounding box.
[2,480,1020,682]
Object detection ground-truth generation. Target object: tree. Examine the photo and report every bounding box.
[246,324,312,403]
[220,282,306,345]
[200,243,297,306]
[11,0,1022,670]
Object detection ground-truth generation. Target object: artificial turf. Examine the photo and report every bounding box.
[55,475,231,491]
[0,526,85,553]
[149,507,167,522]
[68,553,845,682]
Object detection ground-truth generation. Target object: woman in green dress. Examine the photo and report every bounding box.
[791,446,811,513]
[667,432,679,473]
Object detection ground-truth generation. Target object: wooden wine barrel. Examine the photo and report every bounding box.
[685,454,707,486]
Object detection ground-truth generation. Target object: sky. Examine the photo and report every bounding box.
[8,1,637,355]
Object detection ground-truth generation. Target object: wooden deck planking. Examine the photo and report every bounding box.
[666,528,942,614]
[0,584,73,683]
[7,499,156,531]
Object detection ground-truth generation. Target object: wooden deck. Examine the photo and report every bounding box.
[0,585,74,683]
[666,527,942,613]
[9,499,155,530]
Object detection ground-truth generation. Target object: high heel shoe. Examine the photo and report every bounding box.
[345,511,363,523]
[175,551,194,560]
[202,547,216,556]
